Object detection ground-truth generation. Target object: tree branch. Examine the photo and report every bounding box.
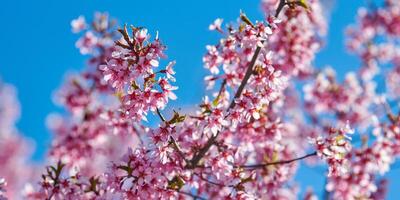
[236,151,317,169]
[169,136,190,164]
[132,123,144,145]
[156,108,167,122]
[227,45,262,111]
[194,172,233,188]
[215,79,227,102]
[275,0,287,18]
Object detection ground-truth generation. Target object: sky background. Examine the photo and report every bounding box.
[0,0,398,199]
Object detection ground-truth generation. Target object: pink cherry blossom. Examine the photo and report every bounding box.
[209,18,224,33]
[71,15,87,33]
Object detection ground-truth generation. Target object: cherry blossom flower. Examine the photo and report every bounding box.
[71,15,87,33]
[209,18,224,33]
[76,31,98,55]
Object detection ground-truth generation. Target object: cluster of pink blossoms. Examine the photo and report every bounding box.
[306,1,400,199]
[310,124,354,177]
[303,67,380,129]
[100,27,177,122]
[0,81,37,200]
[261,0,326,77]
[46,13,140,176]
[3,0,400,199]
[203,15,288,129]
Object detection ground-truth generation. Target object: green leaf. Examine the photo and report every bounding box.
[168,111,186,124]
[239,10,254,28]
[167,176,185,191]
[296,0,309,10]
[131,81,140,90]
[212,96,220,107]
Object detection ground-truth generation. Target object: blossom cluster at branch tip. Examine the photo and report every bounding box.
[100,25,177,122]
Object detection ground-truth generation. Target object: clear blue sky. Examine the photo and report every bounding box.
[0,0,398,199]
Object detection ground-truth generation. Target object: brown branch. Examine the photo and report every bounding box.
[187,134,217,168]
[275,0,287,18]
[170,136,190,164]
[194,172,233,188]
[132,123,144,145]
[156,108,167,122]
[215,79,227,102]
[118,24,134,48]
[227,45,262,111]
[236,152,317,169]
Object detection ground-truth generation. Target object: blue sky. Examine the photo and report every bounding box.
[0,0,398,199]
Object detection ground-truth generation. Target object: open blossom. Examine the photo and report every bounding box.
[327,115,400,200]
[71,15,87,33]
[53,75,93,113]
[199,96,229,135]
[209,18,223,32]
[76,31,98,55]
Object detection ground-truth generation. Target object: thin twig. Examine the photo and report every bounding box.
[132,123,144,145]
[236,152,317,169]
[156,108,190,163]
[275,0,287,18]
[170,136,190,163]
[216,79,227,102]
[194,172,234,188]
[228,45,262,111]
[156,108,167,122]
